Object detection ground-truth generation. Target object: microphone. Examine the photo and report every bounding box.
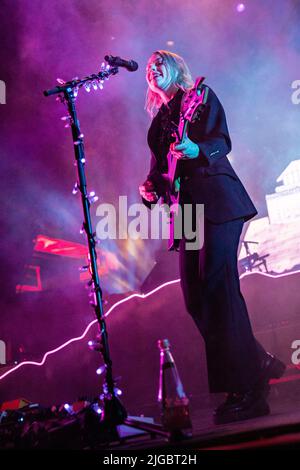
[104,55,138,72]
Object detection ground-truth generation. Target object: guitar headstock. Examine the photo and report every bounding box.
[181,77,209,123]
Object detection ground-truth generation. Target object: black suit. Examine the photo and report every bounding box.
[145,87,257,223]
[143,86,266,393]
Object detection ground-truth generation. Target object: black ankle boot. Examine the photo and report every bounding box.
[213,389,270,425]
[260,353,286,383]
[213,393,241,416]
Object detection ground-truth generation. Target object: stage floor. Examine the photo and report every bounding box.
[106,390,300,450]
[1,376,300,452]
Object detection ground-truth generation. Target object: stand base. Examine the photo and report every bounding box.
[102,395,128,426]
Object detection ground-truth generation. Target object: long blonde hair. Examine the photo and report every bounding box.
[145,50,194,117]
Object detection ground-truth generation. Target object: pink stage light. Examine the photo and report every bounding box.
[236,3,245,13]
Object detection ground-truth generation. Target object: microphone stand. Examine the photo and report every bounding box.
[43,61,168,444]
[44,63,127,429]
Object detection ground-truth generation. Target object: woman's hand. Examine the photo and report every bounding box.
[170,137,200,160]
[139,180,158,203]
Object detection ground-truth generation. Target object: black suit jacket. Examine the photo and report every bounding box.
[143,86,257,224]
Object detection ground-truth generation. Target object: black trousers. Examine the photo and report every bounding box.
[179,215,267,393]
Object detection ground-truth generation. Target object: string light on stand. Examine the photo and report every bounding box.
[72,182,79,195]
[43,55,168,442]
[88,191,98,204]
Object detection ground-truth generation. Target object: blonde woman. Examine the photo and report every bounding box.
[139,50,285,425]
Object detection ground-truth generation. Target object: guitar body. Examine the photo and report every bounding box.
[163,77,209,251]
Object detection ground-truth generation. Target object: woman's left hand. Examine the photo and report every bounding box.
[170,137,200,160]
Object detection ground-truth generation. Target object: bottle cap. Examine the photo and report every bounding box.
[157,339,170,350]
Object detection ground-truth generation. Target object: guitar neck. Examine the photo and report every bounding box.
[179,119,189,142]
[167,79,208,188]
[168,118,189,183]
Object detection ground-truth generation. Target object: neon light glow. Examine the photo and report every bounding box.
[0,278,179,382]
[1,270,299,382]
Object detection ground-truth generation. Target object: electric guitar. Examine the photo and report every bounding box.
[163,77,209,250]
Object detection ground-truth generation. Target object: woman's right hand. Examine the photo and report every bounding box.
[139,180,158,203]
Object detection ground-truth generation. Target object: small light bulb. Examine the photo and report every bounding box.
[57,78,66,84]
[72,183,78,195]
[96,366,106,375]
